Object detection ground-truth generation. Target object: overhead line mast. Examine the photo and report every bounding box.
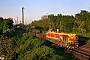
[89,7,90,13]
[16,16,19,24]
[22,7,25,26]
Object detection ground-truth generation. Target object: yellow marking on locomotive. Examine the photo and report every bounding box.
[46,32,64,40]
[46,32,77,41]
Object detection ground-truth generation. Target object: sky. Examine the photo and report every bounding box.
[0,0,90,24]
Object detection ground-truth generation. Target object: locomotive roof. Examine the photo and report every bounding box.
[46,31,76,36]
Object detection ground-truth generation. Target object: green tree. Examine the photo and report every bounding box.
[29,46,64,60]
[29,10,90,33]
[75,10,90,33]
[3,18,13,33]
[0,17,3,34]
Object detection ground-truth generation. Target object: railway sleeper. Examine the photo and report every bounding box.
[79,46,90,50]
[74,48,90,56]
[86,41,90,45]
[74,51,89,60]
[79,45,90,49]
[80,47,90,53]
[78,45,90,53]
[65,49,90,60]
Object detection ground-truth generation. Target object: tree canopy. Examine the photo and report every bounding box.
[0,17,4,34]
[29,10,90,34]
[0,17,13,33]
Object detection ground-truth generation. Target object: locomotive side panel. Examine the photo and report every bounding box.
[46,32,68,47]
[46,32,78,49]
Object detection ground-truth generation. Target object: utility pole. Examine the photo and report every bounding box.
[60,21,61,32]
[47,14,50,29]
[47,14,51,29]
[16,16,19,24]
[48,16,51,29]
[22,7,25,26]
[14,19,16,25]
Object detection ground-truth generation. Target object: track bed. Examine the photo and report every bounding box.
[65,41,90,60]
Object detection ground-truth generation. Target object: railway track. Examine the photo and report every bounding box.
[18,27,90,60]
[65,41,90,60]
[30,29,90,60]
[35,32,90,60]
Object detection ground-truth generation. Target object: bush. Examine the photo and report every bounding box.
[5,30,75,60]
[29,46,64,60]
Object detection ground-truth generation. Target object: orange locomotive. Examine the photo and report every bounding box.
[46,30,78,49]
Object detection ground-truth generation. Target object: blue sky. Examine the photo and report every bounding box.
[0,0,90,24]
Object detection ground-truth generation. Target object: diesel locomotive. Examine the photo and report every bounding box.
[45,29,78,49]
